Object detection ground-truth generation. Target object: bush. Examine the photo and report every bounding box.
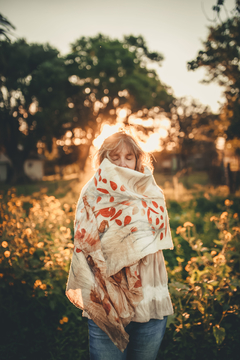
[0,189,89,360]
[159,202,240,359]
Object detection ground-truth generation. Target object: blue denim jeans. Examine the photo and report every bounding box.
[88,317,167,360]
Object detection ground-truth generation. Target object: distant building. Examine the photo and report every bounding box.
[0,153,12,182]
[0,152,45,182]
[23,153,45,181]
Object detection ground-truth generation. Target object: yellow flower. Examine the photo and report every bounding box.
[210,216,218,222]
[225,199,233,207]
[59,319,64,324]
[37,242,44,248]
[211,250,217,256]
[233,213,238,219]
[40,284,47,290]
[183,222,194,227]
[62,316,68,323]
[2,241,8,248]
[34,280,42,289]
[4,251,10,258]
[0,273,4,278]
[220,211,228,219]
[213,253,226,265]
[29,247,35,255]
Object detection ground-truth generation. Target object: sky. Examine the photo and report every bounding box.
[1,0,236,113]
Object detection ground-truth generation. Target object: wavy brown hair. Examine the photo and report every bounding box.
[94,131,153,173]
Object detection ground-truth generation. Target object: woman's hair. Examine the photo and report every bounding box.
[94,131,153,173]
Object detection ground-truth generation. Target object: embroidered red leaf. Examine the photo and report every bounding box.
[99,176,102,181]
[115,219,122,226]
[75,228,86,241]
[147,209,152,224]
[160,232,164,240]
[94,177,97,187]
[110,207,116,217]
[161,215,163,220]
[99,220,109,233]
[110,181,117,190]
[92,206,95,212]
[97,207,116,218]
[160,206,164,212]
[156,218,160,225]
[130,227,138,233]
[103,297,111,315]
[152,201,158,208]
[142,201,147,208]
[76,248,82,253]
[124,216,131,226]
[97,196,101,203]
[102,178,107,184]
[132,206,139,215]
[149,207,159,214]
[120,200,132,206]
[110,209,122,221]
[97,188,109,194]
[134,275,142,288]
[159,223,164,229]
[110,196,114,202]
[98,169,101,176]
[120,185,126,191]
[141,209,145,216]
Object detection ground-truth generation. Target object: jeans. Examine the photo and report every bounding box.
[88,317,167,360]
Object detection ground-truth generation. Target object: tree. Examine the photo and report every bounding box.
[167,97,218,169]
[0,14,15,42]
[0,39,72,182]
[63,34,174,166]
[188,16,240,140]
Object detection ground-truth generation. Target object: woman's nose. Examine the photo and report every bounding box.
[119,157,127,167]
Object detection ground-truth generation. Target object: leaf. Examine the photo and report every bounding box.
[213,325,225,345]
[166,314,176,328]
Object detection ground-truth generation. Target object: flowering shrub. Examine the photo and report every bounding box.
[0,189,88,360]
[160,200,240,360]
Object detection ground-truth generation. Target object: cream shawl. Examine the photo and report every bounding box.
[66,159,173,351]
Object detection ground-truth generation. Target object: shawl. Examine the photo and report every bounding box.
[66,159,173,352]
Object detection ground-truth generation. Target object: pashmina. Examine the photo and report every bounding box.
[66,159,173,352]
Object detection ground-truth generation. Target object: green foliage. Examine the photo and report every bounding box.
[1,186,240,359]
[0,39,73,182]
[65,34,173,136]
[160,198,240,360]
[188,16,240,140]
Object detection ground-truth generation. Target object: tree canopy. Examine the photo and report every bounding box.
[0,39,71,181]
[188,16,240,139]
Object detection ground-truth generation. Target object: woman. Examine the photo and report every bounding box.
[66,131,173,360]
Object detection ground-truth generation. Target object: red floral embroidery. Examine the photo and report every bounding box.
[102,179,107,184]
[97,196,101,203]
[110,210,122,221]
[110,196,114,202]
[110,181,117,190]
[152,201,158,208]
[142,201,147,208]
[120,185,126,191]
[97,188,110,194]
[115,219,122,226]
[124,216,131,226]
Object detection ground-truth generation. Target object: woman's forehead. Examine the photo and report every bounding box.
[111,142,134,155]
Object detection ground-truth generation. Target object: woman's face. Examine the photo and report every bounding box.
[109,143,136,170]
